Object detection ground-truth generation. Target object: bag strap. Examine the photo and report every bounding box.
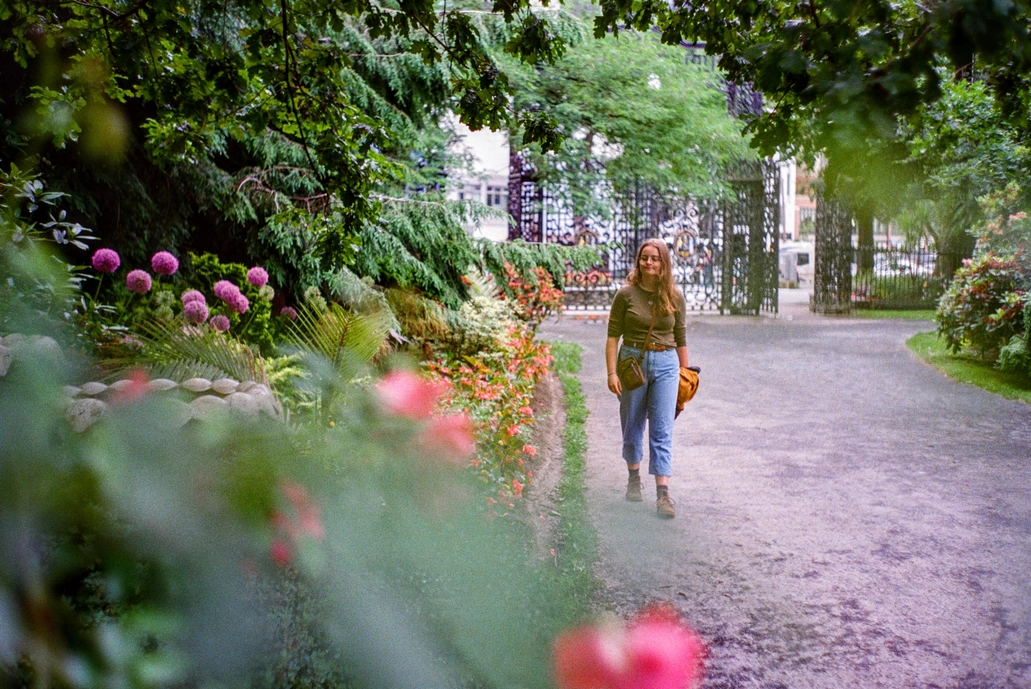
[639,304,659,358]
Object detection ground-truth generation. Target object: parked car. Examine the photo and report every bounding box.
[872,255,935,277]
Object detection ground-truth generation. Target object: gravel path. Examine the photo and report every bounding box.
[540,308,1031,689]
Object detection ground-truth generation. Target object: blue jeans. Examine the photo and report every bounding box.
[618,346,679,477]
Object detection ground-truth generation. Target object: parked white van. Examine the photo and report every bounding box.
[779,241,814,286]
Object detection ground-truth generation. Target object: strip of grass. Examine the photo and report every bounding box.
[907,331,1031,404]
[547,341,599,618]
[856,309,936,320]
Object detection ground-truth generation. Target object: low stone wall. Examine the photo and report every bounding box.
[0,334,283,432]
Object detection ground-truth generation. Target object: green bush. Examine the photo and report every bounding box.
[935,253,1026,359]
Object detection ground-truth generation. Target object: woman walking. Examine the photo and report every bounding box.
[606,238,689,518]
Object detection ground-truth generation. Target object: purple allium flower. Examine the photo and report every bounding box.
[247,266,269,287]
[183,300,209,324]
[151,251,179,276]
[126,269,152,294]
[181,289,206,305]
[213,280,240,302]
[210,314,230,332]
[91,248,121,273]
[230,293,250,314]
[280,306,298,321]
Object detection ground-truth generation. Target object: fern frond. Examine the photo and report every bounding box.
[285,303,392,379]
[108,320,264,383]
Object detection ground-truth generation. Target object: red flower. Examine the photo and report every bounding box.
[376,370,448,419]
[523,444,537,457]
[506,424,521,437]
[270,539,292,567]
[418,413,476,463]
[512,479,524,498]
[554,605,704,689]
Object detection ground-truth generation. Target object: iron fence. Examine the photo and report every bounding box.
[852,244,958,310]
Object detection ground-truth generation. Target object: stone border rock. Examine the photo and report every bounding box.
[0,334,283,432]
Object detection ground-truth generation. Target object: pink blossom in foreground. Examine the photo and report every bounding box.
[512,479,524,498]
[280,306,298,321]
[91,248,121,273]
[183,300,209,324]
[247,266,269,287]
[554,604,705,689]
[109,368,151,405]
[376,370,448,419]
[150,251,179,276]
[210,314,230,332]
[213,280,240,301]
[279,480,325,540]
[126,269,152,294]
[181,289,206,305]
[418,413,476,464]
[270,539,291,567]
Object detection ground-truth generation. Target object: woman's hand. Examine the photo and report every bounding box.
[607,372,622,396]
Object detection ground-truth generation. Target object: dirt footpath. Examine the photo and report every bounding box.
[540,313,1031,689]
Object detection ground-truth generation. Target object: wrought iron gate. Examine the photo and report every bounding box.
[521,162,780,315]
[812,188,958,312]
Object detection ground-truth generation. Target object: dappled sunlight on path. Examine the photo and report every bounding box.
[541,312,1031,689]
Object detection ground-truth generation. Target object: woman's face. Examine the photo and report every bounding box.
[638,245,663,280]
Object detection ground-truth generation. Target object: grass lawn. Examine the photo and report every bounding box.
[856,309,936,320]
[907,331,1031,404]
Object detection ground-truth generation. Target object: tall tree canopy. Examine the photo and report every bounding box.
[0,0,575,300]
[506,27,753,215]
[592,0,1031,170]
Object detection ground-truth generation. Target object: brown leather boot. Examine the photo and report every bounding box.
[656,492,676,519]
[625,475,643,502]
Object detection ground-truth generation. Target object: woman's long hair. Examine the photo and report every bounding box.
[627,238,679,315]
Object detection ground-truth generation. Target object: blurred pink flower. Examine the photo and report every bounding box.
[280,306,298,320]
[110,368,151,405]
[91,248,120,273]
[523,444,537,457]
[150,251,179,275]
[181,289,206,305]
[376,370,448,419]
[418,413,476,463]
[126,269,152,294]
[554,605,704,689]
[210,314,230,332]
[512,479,524,498]
[279,480,325,540]
[270,539,292,567]
[183,300,209,324]
[247,266,269,287]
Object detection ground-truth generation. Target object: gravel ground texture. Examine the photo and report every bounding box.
[539,308,1031,689]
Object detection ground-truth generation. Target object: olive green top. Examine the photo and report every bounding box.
[607,284,687,348]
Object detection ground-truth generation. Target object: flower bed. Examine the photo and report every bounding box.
[426,323,553,511]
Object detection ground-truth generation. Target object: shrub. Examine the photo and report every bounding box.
[935,253,1026,359]
[427,325,553,510]
[503,263,564,328]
